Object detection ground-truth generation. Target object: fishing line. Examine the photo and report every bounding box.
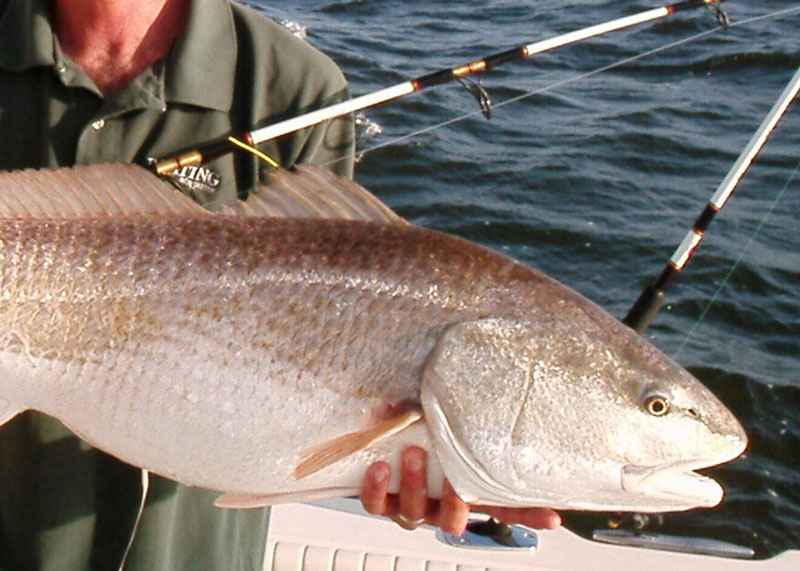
[117,469,151,571]
[157,1,734,174]
[624,62,800,333]
[359,30,724,155]
[673,157,800,359]
[340,4,800,167]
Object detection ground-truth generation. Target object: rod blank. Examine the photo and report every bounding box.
[624,66,800,333]
[152,0,726,175]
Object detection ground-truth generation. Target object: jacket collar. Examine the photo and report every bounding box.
[0,0,57,71]
[164,0,236,111]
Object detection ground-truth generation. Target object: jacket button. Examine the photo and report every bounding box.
[91,119,106,131]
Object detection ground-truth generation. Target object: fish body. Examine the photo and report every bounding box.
[0,164,746,512]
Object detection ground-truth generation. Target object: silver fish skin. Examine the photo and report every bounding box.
[0,165,747,513]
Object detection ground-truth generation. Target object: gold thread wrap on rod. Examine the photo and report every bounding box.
[453,60,488,78]
[154,150,203,176]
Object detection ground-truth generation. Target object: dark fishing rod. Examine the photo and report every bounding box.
[623,65,800,333]
[151,0,727,176]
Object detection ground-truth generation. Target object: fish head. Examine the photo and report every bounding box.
[420,312,747,512]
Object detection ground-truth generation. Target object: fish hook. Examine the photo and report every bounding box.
[457,78,493,120]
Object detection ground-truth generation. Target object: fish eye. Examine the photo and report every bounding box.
[643,395,670,417]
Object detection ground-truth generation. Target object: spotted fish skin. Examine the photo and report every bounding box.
[0,164,746,512]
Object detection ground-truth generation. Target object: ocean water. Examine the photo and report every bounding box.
[255,0,800,558]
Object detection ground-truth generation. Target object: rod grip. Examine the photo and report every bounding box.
[152,139,235,176]
[623,285,667,334]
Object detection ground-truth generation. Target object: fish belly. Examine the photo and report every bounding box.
[0,217,497,497]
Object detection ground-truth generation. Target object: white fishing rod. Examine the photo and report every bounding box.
[152,0,728,176]
[624,65,800,333]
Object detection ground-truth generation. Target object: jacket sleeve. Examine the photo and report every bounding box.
[230,5,356,181]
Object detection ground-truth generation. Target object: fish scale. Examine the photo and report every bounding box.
[0,217,484,480]
[0,164,746,511]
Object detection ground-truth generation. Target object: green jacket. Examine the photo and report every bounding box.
[0,1,355,569]
[0,0,354,207]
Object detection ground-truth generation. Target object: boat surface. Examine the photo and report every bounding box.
[264,500,800,570]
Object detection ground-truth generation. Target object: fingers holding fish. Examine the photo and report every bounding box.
[359,448,439,531]
[474,505,562,530]
[396,446,429,529]
[359,447,560,535]
[360,461,393,516]
[360,448,469,534]
[432,480,470,536]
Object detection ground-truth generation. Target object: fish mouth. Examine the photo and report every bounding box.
[621,459,730,510]
[621,425,748,511]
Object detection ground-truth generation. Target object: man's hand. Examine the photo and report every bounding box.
[359,446,561,536]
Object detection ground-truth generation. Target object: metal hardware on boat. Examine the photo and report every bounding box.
[436,518,538,550]
[592,529,755,559]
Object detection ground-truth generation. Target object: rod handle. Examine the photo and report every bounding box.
[152,139,235,176]
[623,285,667,334]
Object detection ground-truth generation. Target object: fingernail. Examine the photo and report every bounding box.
[406,454,424,473]
[372,464,389,484]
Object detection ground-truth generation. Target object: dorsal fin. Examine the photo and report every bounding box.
[0,163,405,223]
[227,165,406,224]
[0,163,209,219]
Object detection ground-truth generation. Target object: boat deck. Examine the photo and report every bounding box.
[264,500,800,570]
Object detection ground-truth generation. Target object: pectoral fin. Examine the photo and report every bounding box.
[0,398,24,427]
[295,406,423,479]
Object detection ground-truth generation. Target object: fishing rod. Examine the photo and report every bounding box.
[151,0,728,176]
[623,65,800,333]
